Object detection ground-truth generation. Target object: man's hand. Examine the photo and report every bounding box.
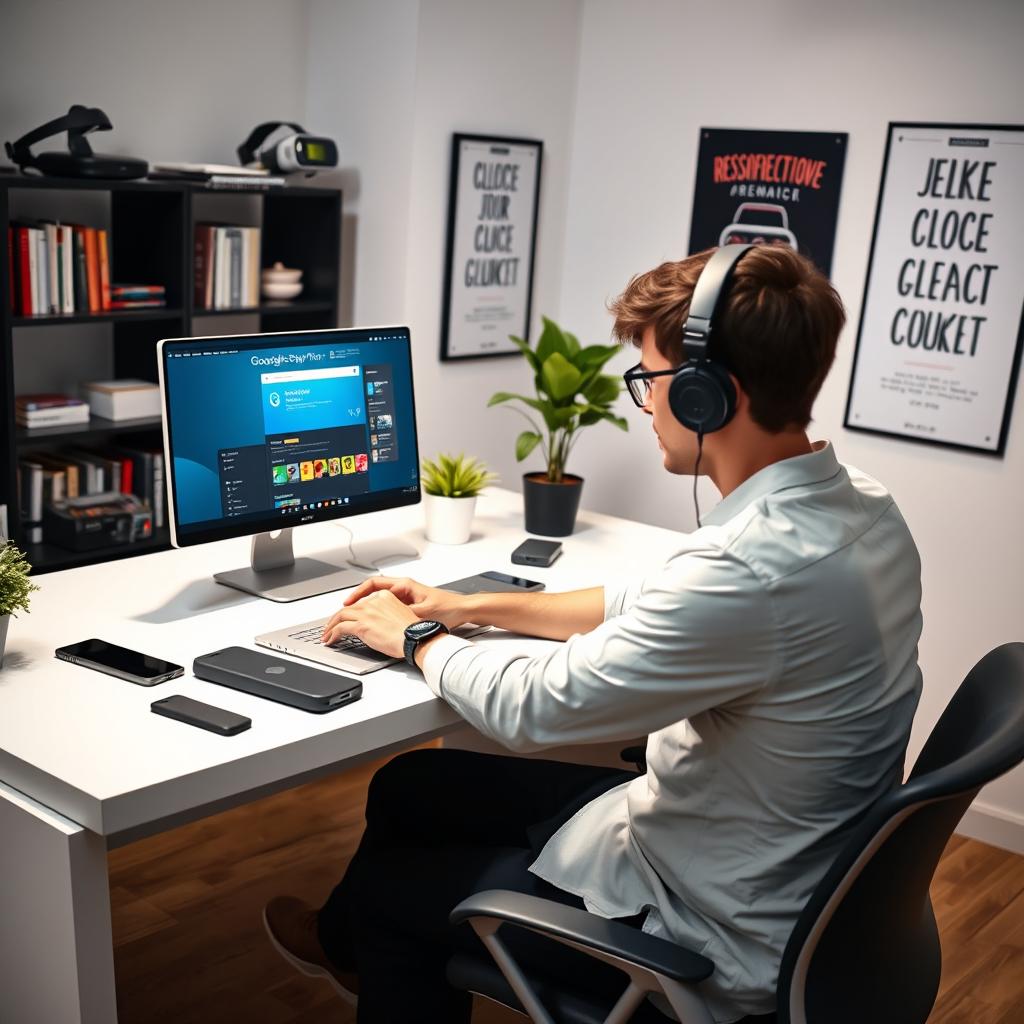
[321,589,421,660]
[337,576,473,630]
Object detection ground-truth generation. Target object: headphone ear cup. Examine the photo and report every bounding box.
[669,363,736,434]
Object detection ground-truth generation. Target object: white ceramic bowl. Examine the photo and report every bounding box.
[262,281,304,300]
[262,266,303,285]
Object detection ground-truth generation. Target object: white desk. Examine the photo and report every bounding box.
[0,488,683,1023]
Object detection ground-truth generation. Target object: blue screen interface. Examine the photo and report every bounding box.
[163,330,419,535]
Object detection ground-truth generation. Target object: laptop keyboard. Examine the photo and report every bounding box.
[287,624,394,661]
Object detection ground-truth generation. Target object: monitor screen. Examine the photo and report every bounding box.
[158,327,420,547]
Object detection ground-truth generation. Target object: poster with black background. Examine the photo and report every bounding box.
[687,127,848,276]
[845,123,1024,455]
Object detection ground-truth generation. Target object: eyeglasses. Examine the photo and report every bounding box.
[622,363,679,408]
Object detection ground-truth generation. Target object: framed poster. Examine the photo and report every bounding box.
[845,123,1024,455]
[440,133,542,361]
[688,127,848,276]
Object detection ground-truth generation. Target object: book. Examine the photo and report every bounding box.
[18,459,44,542]
[110,284,165,298]
[81,379,161,420]
[108,299,167,309]
[27,226,40,315]
[227,227,243,307]
[16,393,88,411]
[45,223,59,313]
[98,229,111,310]
[61,225,74,313]
[17,407,91,428]
[151,161,270,177]
[36,228,49,316]
[73,226,88,312]
[15,227,32,315]
[194,224,215,308]
[84,227,100,312]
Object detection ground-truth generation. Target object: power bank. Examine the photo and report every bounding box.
[193,646,362,714]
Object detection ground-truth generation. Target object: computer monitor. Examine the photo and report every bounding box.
[157,326,421,602]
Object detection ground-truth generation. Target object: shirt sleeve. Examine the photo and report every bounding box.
[603,574,650,620]
[424,550,779,753]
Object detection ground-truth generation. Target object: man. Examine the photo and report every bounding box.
[264,245,923,1023]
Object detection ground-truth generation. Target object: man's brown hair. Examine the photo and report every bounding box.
[609,246,845,432]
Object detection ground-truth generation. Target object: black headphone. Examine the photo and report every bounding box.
[4,105,148,179]
[668,243,754,434]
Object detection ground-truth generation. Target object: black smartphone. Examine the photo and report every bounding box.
[479,570,545,590]
[151,695,251,736]
[55,638,184,686]
[511,539,563,567]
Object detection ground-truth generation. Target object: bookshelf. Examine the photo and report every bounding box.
[1,175,342,574]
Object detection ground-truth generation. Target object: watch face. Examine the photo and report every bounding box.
[408,620,439,639]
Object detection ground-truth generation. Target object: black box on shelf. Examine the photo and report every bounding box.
[44,492,153,551]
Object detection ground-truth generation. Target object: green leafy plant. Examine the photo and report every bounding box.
[421,453,498,498]
[0,542,39,618]
[488,316,627,482]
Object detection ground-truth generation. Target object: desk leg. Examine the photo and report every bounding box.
[0,782,117,1024]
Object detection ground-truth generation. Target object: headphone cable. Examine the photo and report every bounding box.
[693,430,704,529]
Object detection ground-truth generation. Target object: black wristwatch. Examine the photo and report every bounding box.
[403,620,450,667]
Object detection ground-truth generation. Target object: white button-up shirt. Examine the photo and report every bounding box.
[422,442,923,1021]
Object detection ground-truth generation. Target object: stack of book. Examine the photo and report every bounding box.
[18,443,165,545]
[7,222,112,315]
[194,224,262,310]
[149,162,285,190]
[15,394,91,430]
[109,284,166,309]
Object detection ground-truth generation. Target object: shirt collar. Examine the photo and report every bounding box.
[702,440,842,528]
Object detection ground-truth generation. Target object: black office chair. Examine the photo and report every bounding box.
[447,642,1024,1024]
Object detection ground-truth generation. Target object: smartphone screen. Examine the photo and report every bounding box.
[479,570,543,589]
[56,639,183,683]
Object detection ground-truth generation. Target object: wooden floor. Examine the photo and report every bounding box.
[109,750,1024,1024]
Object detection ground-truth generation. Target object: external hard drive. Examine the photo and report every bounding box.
[193,646,362,714]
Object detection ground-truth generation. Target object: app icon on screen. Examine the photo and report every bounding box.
[272,465,289,485]
[342,455,356,474]
[328,457,341,476]
[355,453,368,473]
[300,461,314,481]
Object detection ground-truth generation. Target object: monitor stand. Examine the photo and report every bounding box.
[213,528,370,603]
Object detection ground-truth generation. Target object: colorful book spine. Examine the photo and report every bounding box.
[16,227,32,315]
[98,229,111,311]
[84,227,100,313]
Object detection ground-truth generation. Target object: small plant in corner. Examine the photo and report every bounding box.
[0,541,40,668]
[488,316,626,535]
[421,453,498,498]
[421,453,498,545]
[0,541,38,619]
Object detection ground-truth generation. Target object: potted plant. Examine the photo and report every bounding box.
[489,316,627,536]
[421,453,498,545]
[0,542,39,669]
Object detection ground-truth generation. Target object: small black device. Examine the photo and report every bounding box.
[403,620,450,668]
[5,105,148,180]
[237,121,338,175]
[511,538,563,567]
[438,571,546,595]
[151,695,251,736]
[193,646,362,714]
[55,638,184,686]
[668,242,754,435]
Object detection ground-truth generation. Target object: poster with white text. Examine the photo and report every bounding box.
[440,135,542,360]
[845,123,1024,454]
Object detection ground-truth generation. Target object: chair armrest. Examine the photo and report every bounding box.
[450,889,714,984]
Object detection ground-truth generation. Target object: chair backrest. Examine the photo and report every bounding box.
[775,642,1024,1024]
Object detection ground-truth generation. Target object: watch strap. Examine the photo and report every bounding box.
[404,621,450,667]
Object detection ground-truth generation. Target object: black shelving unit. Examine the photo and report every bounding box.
[0,175,342,574]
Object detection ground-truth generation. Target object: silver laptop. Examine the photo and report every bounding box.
[255,571,543,675]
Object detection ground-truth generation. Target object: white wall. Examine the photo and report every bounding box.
[0,0,309,168]
[558,0,1024,844]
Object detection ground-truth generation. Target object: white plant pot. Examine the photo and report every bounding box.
[423,493,477,545]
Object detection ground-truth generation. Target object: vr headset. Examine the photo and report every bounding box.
[237,121,338,175]
[5,105,148,180]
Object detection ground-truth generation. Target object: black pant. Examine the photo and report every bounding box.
[317,747,638,1023]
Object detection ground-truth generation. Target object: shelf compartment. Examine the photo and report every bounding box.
[26,529,171,576]
[16,414,163,447]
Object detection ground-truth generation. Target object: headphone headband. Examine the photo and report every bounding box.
[5,105,111,168]
[680,243,754,363]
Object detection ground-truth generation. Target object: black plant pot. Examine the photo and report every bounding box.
[523,473,583,537]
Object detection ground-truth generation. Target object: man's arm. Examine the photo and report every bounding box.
[462,587,604,641]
